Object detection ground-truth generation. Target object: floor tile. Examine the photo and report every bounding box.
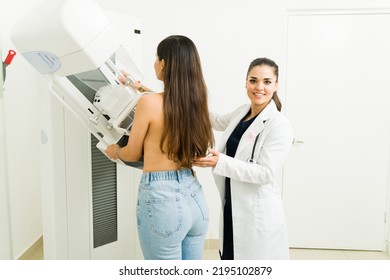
[203,249,219,260]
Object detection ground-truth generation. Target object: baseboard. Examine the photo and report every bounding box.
[387,241,390,256]
[204,239,219,250]
[18,235,43,260]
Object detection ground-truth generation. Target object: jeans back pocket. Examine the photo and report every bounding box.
[146,194,183,238]
[191,188,209,221]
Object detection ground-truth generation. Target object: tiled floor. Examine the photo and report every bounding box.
[25,244,390,260]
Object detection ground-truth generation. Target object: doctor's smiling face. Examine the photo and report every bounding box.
[246,64,278,112]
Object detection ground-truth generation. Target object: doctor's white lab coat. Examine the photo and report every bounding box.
[211,100,293,260]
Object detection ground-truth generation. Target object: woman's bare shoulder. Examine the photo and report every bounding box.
[136,93,163,119]
[139,92,163,105]
[137,92,162,107]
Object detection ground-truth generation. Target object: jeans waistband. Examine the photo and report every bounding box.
[142,169,194,184]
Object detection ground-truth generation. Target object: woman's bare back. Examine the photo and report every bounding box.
[135,92,183,172]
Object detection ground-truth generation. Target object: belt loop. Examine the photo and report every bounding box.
[147,172,152,184]
[176,170,181,182]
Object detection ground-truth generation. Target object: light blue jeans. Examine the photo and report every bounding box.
[136,169,209,260]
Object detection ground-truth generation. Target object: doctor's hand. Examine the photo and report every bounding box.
[192,148,220,168]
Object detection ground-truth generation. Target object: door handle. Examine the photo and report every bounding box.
[292,138,304,144]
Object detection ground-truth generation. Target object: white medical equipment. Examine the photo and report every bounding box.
[11,0,144,167]
[11,0,144,259]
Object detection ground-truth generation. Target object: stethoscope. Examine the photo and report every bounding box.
[247,134,260,163]
[247,120,266,163]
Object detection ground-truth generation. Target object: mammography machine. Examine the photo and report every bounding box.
[12,0,144,166]
[11,0,144,259]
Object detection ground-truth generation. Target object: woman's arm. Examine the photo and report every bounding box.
[106,94,152,161]
[118,70,153,93]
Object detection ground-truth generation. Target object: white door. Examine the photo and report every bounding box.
[283,13,390,250]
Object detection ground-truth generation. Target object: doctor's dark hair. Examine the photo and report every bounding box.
[156,35,214,167]
[247,57,282,112]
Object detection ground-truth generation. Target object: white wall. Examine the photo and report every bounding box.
[1,25,12,259]
[1,0,390,257]
[0,0,43,259]
[94,0,288,112]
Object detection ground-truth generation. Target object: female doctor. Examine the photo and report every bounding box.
[193,57,293,260]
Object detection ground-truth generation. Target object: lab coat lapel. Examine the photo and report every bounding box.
[235,115,265,157]
[217,105,251,153]
[235,100,277,157]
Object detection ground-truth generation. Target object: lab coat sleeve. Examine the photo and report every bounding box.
[213,119,293,185]
[210,105,247,131]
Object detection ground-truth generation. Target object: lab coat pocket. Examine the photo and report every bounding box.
[254,197,285,233]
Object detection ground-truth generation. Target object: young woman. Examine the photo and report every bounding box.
[106,35,214,260]
[193,58,293,260]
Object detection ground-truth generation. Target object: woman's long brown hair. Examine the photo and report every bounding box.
[157,35,214,167]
